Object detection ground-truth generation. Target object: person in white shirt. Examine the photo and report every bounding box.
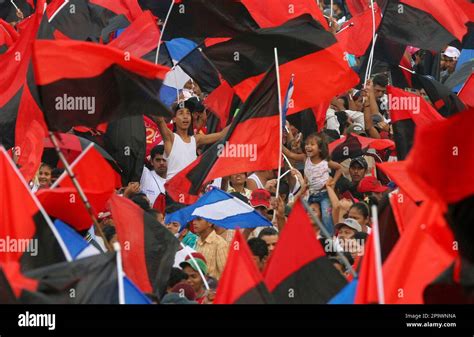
[140,145,167,208]
[156,99,229,181]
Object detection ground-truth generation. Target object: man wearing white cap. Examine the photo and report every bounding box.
[440,46,461,83]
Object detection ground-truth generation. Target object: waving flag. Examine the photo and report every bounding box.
[215,231,274,304]
[329,279,358,304]
[263,199,347,304]
[31,39,171,132]
[165,66,280,204]
[282,74,294,130]
[203,15,359,115]
[165,188,272,231]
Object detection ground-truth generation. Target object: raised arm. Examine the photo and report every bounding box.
[282,145,306,162]
[155,117,174,155]
[195,125,230,147]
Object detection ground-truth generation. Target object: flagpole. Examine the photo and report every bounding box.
[180,242,210,291]
[371,205,385,304]
[364,0,378,85]
[301,198,357,278]
[155,0,175,65]
[114,242,126,304]
[48,132,113,252]
[274,48,284,223]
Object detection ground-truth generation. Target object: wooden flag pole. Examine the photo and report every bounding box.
[48,132,113,252]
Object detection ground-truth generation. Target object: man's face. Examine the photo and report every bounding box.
[252,255,267,272]
[349,164,367,183]
[261,234,278,253]
[152,154,167,176]
[183,266,204,294]
[166,221,180,235]
[373,84,386,101]
[174,108,192,130]
[192,217,212,235]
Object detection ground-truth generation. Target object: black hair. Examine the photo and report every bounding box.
[167,268,188,289]
[258,227,278,239]
[277,181,290,202]
[305,132,329,160]
[335,176,352,195]
[353,231,368,243]
[102,225,116,243]
[39,162,53,171]
[247,238,269,260]
[350,202,370,219]
[130,193,151,211]
[229,192,250,205]
[51,168,64,179]
[165,203,186,215]
[150,145,164,161]
[373,74,389,87]
[335,110,349,135]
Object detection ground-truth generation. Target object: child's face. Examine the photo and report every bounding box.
[305,138,320,158]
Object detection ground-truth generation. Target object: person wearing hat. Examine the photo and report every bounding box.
[357,176,389,203]
[249,188,272,221]
[348,156,368,200]
[335,218,362,243]
[155,98,229,181]
[441,46,461,83]
[180,253,209,304]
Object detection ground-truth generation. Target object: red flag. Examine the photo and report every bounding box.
[241,0,328,30]
[346,0,370,16]
[336,4,382,56]
[354,233,378,304]
[313,102,329,132]
[37,145,119,231]
[458,73,474,108]
[108,194,179,297]
[203,80,235,130]
[214,231,273,304]
[389,189,419,233]
[263,199,347,303]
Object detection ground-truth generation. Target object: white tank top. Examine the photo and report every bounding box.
[164,133,197,181]
[247,173,265,189]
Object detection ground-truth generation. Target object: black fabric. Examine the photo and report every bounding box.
[270,257,347,304]
[378,0,457,51]
[377,194,400,263]
[0,268,18,304]
[178,46,221,94]
[104,115,145,185]
[21,252,119,304]
[161,0,259,40]
[392,118,415,160]
[203,15,335,86]
[287,108,318,139]
[0,0,33,22]
[19,212,68,273]
[446,195,474,264]
[234,282,275,304]
[0,87,22,148]
[142,212,179,298]
[37,65,170,132]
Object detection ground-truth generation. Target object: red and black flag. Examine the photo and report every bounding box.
[378,0,471,51]
[0,0,34,22]
[263,199,347,304]
[286,105,327,138]
[37,145,120,231]
[387,85,445,159]
[214,231,273,304]
[0,19,19,53]
[458,72,474,108]
[203,80,241,130]
[414,74,466,117]
[328,133,395,163]
[165,65,280,204]
[17,252,121,304]
[108,194,180,298]
[31,39,171,132]
[203,14,359,115]
[0,147,70,272]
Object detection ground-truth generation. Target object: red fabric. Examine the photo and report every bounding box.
[458,73,474,108]
[0,19,19,47]
[241,0,329,30]
[399,51,414,87]
[144,116,163,157]
[15,85,47,182]
[233,44,359,116]
[346,0,370,16]
[389,189,419,233]
[354,233,378,304]
[263,199,325,291]
[204,80,235,130]
[108,194,153,293]
[336,4,382,56]
[0,261,38,297]
[32,40,170,85]
[0,149,42,263]
[313,102,329,131]
[204,37,232,47]
[152,193,166,214]
[329,133,395,154]
[387,86,445,125]
[37,146,119,231]
[108,10,160,58]
[214,231,264,304]
[401,0,470,42]
[90,0,143,21]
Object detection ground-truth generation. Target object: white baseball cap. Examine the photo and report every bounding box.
[443,46,461,60]
[335,218,362,233]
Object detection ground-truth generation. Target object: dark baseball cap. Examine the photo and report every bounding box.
[350,156,368,170]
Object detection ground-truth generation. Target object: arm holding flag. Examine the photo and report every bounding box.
[156,116,175,155]
[195,125,230,146]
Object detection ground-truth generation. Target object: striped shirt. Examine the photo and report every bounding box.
[196,230,229,280]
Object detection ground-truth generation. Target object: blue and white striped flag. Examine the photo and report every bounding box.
[282,74,295,131]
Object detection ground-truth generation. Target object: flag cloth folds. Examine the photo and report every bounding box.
[165,66,280,204]
[203,14,359,115]
[214,231,273,304]
[165,188,273,231]
[263,199,347,303]
[0,147,70,272]
[31,39,171,131]
[108,194,179,298]
[378,0,470,51]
